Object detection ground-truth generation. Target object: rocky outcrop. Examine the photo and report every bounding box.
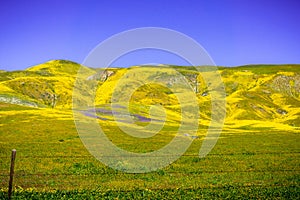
[87,70,115,81]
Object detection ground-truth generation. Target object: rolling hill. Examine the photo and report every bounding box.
[0,60,299,130]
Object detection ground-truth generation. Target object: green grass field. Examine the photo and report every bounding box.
[0,103,299,199]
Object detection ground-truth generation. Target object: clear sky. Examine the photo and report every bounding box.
[0,0,299,70]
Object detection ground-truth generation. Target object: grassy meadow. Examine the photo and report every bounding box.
[0,61,299,199]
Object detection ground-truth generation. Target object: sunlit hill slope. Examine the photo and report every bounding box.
[0,60,299,130]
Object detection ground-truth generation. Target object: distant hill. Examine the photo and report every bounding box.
[0,60,299,128]
[0,60,95,108]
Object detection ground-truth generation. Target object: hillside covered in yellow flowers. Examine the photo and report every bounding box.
[0,60,299,131]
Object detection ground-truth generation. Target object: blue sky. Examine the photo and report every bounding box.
[0,0,299,70]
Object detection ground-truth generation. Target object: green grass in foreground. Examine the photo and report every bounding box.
[0,103,299,199]
[1,186,299,199]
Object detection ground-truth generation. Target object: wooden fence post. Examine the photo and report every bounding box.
[8,149,16,200]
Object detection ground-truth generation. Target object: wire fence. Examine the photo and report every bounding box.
[0,151,300,187]
[1,150,299,193]
[1,151,299,159]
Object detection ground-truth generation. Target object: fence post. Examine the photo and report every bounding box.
[8,149,16,200]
